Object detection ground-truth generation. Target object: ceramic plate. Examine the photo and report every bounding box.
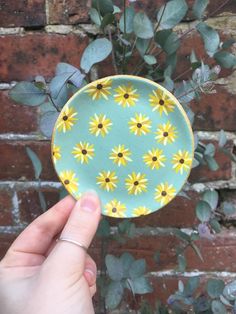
[51,75,194,218]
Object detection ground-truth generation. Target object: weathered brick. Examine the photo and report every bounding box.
[0,189,13,226]
[18,188,60,224]
[0,141,57,181]
[0,0,46,27]
[0,90,38,134]
[48,0,89,24]
[0,233,17,260]
[0,33,88,82]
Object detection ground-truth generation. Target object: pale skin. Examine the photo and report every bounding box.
[0,191,101,314]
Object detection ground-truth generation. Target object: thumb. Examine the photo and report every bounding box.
[45,190,101,277]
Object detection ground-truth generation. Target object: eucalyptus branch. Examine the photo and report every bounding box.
[108,27,118,74]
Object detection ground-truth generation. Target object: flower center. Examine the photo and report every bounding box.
[161,191,167,196]
[105,178,110,183]
[82,149,87,155]
[97,84,103,90]
[112,207,117,213]
[98,123,103,129]
[124,93,129,99]
[159,99,165,106]
[163,131,168,137]
[63,115,68,121]
[134,181,139,186]
[152,156,157,161]
[64,179,70,185]
[53,152,55,156]
[118,152,123,158]
[137,123,142,128]
[179,158,185,164]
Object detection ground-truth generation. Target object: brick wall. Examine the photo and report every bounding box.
[0,0,236,310]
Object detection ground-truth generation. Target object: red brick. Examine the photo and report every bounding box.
[189,140,233,183]
[0,189,13,226]
[18,188,60,224]
[0,33,88,82]
[0,0,46,27]
[0,90,38,134]
[48,0,89,24]
[0,233,17,260]
[0,141,57,181]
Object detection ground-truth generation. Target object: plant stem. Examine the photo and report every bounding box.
[108,27,118,74]
[173,67,192,81]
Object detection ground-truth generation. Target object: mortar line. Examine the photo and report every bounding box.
[149,269,236,278]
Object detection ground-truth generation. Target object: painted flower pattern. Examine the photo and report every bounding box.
[96,171,118,192]
[143,148,166,170]
[128,113,151,136]
[149,89,175,116]
[155,121,177,145]
[172,150,192,174]
[105,199,127,218]
[155,182,176,205]
[85,78,112,100]
[114,83,139,107]
[89,114,112,137]
[125,172,148,195]
[52,144,61,163]
[72,142,94,164]
[109,144,132,167]
[132,206,151,217]
[60,170,79,194]
[56,106,78,133]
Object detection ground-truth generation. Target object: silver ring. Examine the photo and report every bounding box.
[57,237,88,252]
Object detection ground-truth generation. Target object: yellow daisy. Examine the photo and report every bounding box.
[84,78,112,100]
[172,150,192,174]
[132,206,151,217]
[72,142,94,164]
[56,106,78,133]
[114,83,139,107]
[155,121,177,145]
[149,89,175,116]
[143,148,166,170]
[125,172,148,195]
[155,182,176,206]
[109,144,132,167]
[60,170,79,194]
[104,199,127,218]
[52,144,61,163]
[96,170,118,192]
[128,113,151,136]
[89,114,112,137]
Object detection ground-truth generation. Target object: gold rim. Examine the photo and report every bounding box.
[51,74,194,210]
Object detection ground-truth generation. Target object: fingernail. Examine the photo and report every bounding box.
[80,190,98,212]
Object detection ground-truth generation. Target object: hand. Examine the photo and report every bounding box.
[0,191,101,314]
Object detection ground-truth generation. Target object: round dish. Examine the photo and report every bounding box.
[51,75,194,218]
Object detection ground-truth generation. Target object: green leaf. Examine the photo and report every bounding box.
[211,300,227,314]
[155,30,180,55]
[129,259,146,279]
[191,243,203,261]
[89,8,101,26]
[26,147,42,179]
[222,38,236,49]
[157,0,188,29]
[38,190,47,211]
[196,200,212,222]
[202,190,219,210]
[136,38,150,56]
[97,218,111,237]
[120,252,135,278]
[223,280,236,301]
[92,0,114,16]
[120,6,135,34]
[101,13,115,29]
[55,63,85,88]
[144,54,157,65]
[177,254,186,272]
[105,254,124,281]
[9,82,47,106]
[40,111,59,138]
[80,38,112,73]
[209,218,221,233]
[207,279,224,298]
[59,187,68,200]
[219,129,227,148]
[214,51,236,69]
[173,229,191,243]
[184,276,200,296]
[133,12,154,39]
[204,143,215,157]
[193,0,209,19]
[222,201,236,216]
[205,155,219,171]
[105,281,124,310]
[131,277,153,294]
[196,22,220,56]
[113,5,121,14]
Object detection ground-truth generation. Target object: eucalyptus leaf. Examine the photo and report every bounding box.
[101,13,114,29]
[80,38,112,73]
[202,190,219,210]
[196,22,220,56]
[105,254,124,281]
[38,190,47,211]
[26,147,42,179]
[205,155,219,171]
[40,111,59,138]
[120,252,135,278]
[222,38,236,49]
[222,201,236,216]
[113,5,121,14]
[133,12,154,39]
[219,129,227,148]
[223,280,236,301]
[193,0,209,20]
[155,30,180,55]
[136,38,150,56]
[129,259,146,279]
[209,218,221,233]
[9,82,47,106]
[196,200,212,222]
[55,63,85,88]
[204,143,215,157]
[178,254,186,272]
[92,0,114,16]
[211,300,227,314]
[59,187,69,200]
[89,8,101,26]
[207,279,224,299]
[144,54,157,65]
[184,277,200,297]
[214,51,236,69]
[120,6,135,34]
[105,281,124,310]
[157,0,188,29]
[97,218,111,238]
[131,277,153,294]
